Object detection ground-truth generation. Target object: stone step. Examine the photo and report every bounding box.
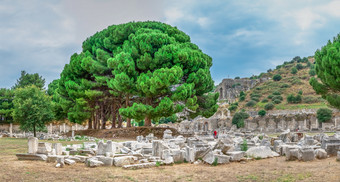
[123,162,156,169]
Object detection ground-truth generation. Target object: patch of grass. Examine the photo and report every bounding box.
[212,157,218,166]
[237,174,259,182]
[124,176,137,182]
[275,103,328,110]
[156,161,161,167]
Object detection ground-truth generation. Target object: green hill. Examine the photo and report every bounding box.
[235,56,330,112]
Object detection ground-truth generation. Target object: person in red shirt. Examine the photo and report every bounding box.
[214,130,217,139]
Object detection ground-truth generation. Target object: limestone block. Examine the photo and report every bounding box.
[163,129,173,139]
[298,148,315,161]
[86,158,104,167]
[53,143,63,155]
[315,149,327,159]
[56,156,65,168]
[37,142,52,154]
[214,154,230,164]
[113,156,137,167]
[152,140,163,157]
[123,162,156,169]
[65,159,76,165]
[97,156,114,166]
[97,141,106,155]
[185,146,195,163]
[27,137,38,154]
[285,148,299,161]
[246,146,278,159]
[337,151,340,161]
[226,151,244,162]
[16,154,47,161]
[46,155,57,163]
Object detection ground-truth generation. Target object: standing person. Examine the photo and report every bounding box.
[214,130,217,139]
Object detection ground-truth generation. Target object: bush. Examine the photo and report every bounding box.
[298,90,303,95]
[239,95,245,102]
[272,95,283,101]
[273,74,282,81]
[267,95,273,99]
[273,99,281,104]
[316,108,332,123]
[276,65,282,70]
[261,99,268,103]
[309,69,316,76]
[293,56,301,62]
[212,157,218,166]
[287,94,302,103]
[281,83,290,88]
[258,110,266,116]
[264,102,274,110]
[291,67,298,74]
[246,100,257,107]
[296,63,304,70]
[228,104,237,111]
[303,96,322,103]
[267,69,272,73]
[241,139,248,151]
[301,57,308,63]
[240,91,245,97]
[232,83,241,88]
[250,97,260,102]
[306,61,312,67]
[235,76,240,79]
[272,91,281,95]
[232,111,249,128]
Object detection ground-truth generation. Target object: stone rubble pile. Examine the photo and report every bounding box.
[16,129,340,169]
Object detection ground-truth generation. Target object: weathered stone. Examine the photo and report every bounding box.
[86,158,104,167]
[171,149,184,163]
[16,153,47,161]
[152,140,163,158]
[202,151,215,164]
[67,156,82,163]
[285,147,299,161]
[273,140,283,153]
[337,151,340,161]
[214,154,230,164]
[141,147,153,155]
[163,129,173,139]
[65,159,76,165]
[226,151,244,162]
[298,148,315,161]
[28,137,38,154]
[162,149,174,164]
[315,149,327,159]
[46,155,57,163]
[97,156,114,166]
[246,146,278,159]
[113,156,137,167]
[56,156,65,168]
[37,142,52,154]
[185,146,195,163]
[97,141,106,155]
[123,162,156,169]
[53,143,62,155]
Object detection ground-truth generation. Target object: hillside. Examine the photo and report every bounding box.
[229,56,330,112]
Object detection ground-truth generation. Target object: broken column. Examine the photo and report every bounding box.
[9,122,13,137]
[28,136,38,154]
[152,140,163,158]
[63,123,66,133]
[53,143,62,155]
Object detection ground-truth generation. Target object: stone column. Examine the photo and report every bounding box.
[335,118,337,129]
[9,123,13,137]
[75,123,78,131]
[28,137,38,154]
[63,123,66,133]
[49,123,53,134]
[304,119,307,130]
[316,119,319,129]
[59,125,62,133]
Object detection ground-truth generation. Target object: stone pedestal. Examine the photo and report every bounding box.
[63,123,66,133]
[28,137,38,154]
[49,123,53,134]
[53,143,62,155]
[9,123,13,137]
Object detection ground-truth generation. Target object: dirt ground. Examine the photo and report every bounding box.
[1,138,339,182]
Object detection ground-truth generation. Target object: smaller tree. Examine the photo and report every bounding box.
[296,63,303,70]
[291,67,298,74]
[12,85,53,137]
[309,69,316,76]
[264,102,274,110]
[273,74,282,81]
[232,110,249,128]
[258,110,266,116]
[316,108,332,123]
[12,70,45,90]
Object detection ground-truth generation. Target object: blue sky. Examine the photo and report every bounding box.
[1,0,340,88]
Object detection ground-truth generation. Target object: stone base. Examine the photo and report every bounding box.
[16,153,47,161]
[123,162,156,169]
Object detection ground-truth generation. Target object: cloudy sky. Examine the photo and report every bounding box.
[1,0,340,88]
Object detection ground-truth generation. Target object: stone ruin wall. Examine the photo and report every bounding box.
[176,108,340,134]
[215,77,269,103]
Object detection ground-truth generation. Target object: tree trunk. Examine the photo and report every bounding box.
[94,110,98,129]
[111,105,116,129]
[88,117,92,129]
[126,95,131,127]
[101,104,106,129]
[33,123,36,137]
[145,116,152,126]
[118,114,122,128]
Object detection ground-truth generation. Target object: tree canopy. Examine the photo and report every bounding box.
[56,21,218,128]
[12,70,45,90]
[12,85,53,137]
[310,33,340,109]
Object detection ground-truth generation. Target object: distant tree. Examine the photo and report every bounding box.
[267,69,272,73]
[310,33,340,109]
[316,108,332,123]
[246,100,257,107]
[264,102,274,110]
[292,56,301,63]
[291,67,298,74]
[258,110,266,116]
[12,85,53,137]
[232,110,249,128]
[12,70,45,90]
[309,69,316,76]
[235,76,240,79]
[287,94,302,104]
[273,74,282,81]
[296,63,303,70]
[301,57,308,63]
[0,88,14,123]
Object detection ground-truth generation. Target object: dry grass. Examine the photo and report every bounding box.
[1,138,340,182]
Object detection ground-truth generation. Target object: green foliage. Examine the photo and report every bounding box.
[12,85,53,137]
[232,110,249,128]
[272,91,281,95]
[239,91,246,101]
[287,94,302,104]
[296,63,303,70]
[0,88,14,123]
[228,102,238,112]
[316,108,332,123]
[309,69,316,76]
[267,95,273,99]
[311,33,340,109]
[159,114,177,124]
[235,76,240,79]
[302,96,323,104]
[264,102,274,110]
[292,56,301,63]
[272,95,283,101]
[258,110,266,116]
[12,71,45,90]
[291,67,298,74]
[232,83,241,88]
[212,157,218,166]
[298,90,303,95]
[261,99,268,103]
[273,99,281,104]
[273,74,282,81]
[241,139,248,151]
[246,100,257,107]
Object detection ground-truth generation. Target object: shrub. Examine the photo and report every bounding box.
[276,65,282,70]
[309,69,316,76]
[264,102,274,110]
[303,96,322,103]
[212,157,218,166]
[273,74,282,81]
[261,99,268,103]
[240,91,245,97]
[250,97,260,102]
[306,61,312,67]
[291,67,298,74]
[272,91,281,95]
[298,90,303,95]
[296,63,304,70]
[267,95,273,99]
[232,83,241,88]
[316,108,332,123]
[287,94,302,103]
[239,95,245,102]
[281,83,290,88]
[301,57,308,63]
[232,111,249,128]
[273,99,281,104]
[293,56,301,62]
[258,110,266,116]
[235,76,240,79]
[241,139,248,151]
[267,69,272,73]
[228,104,237,111]
[272,95,283,101]
[246,100,257,107]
